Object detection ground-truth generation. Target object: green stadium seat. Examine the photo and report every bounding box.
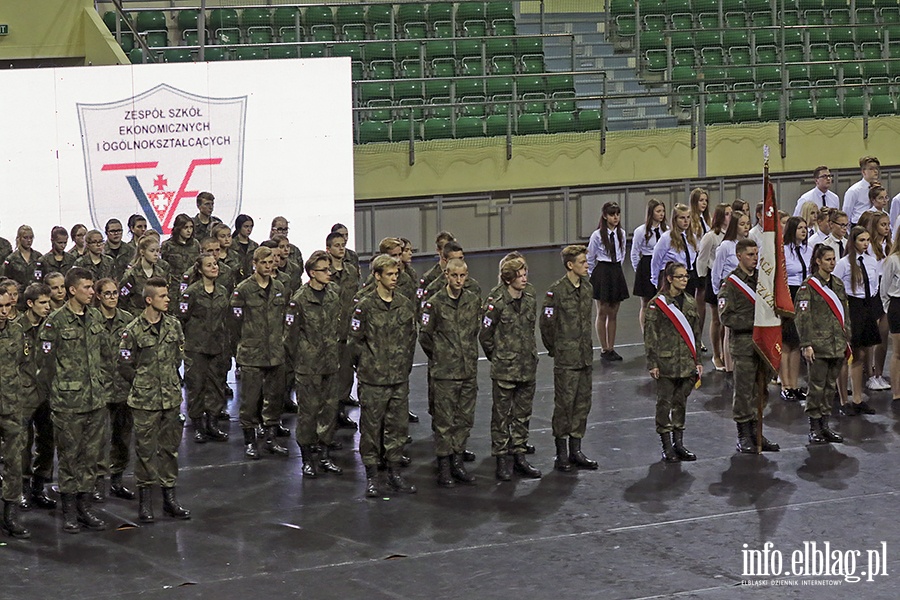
[519,76,546,95]
[644,15,667,32]
[756,46,777,64]
[615,15,637,37]
[703,66,728,82]
[462,58,486,76]
[547,74,575,95]
[396,41,422,61]
[724,29,750,47]
[426,39,454,60]
[674,49,696,66]
[424,118,453,140]
[862,44,888,77]
[672,32,694,51]
[403,23,427,39]
[666,0,691,14]
[729,67,754,83]
[578,109,602,132]
[522,93,547,114]
[695,31,722,49]
[248,30,272,45]
[360,82,392,104]
[640,0,666,15]
[725,13,747,29]
[841,62,864,78]
[431,60,457,77]
[455,116,484,138]
[145,32,168,48]
[756,65,782,83]
[202,47,228,61]
[456,38,483,59]
[364,42,392,63]
[871,95,895,115]
[646,50,668,71]
[844,96,865,116]
[268,45,299,60]
[425,79,451,100]
[487,1,514,21]
[367,4,394,39]
[464,21,488,37]
[401,60,424,78]
[428,101,452,119]
[457,2,486,22]
[731,47,752,66]
[164,48,192,63]
[816,97,842,117]
[493,21,517,36]
[279,29,303,44]
[397,4,425,26]
[799,0,824,9]
[640,32,666,51]
[548,111,578,133]
[830,9,851,24]
[128,48,149,64]
[888,59,900,77]
[215,29,240,45]
[759,99,781,120]
[492,56,517,74]
[692,0,719,12]
[242,8,271,29]
[704,102,730,124]
[698,13,720,29]
[333,43,363,61]
[209,9,239,31]
[702,47,725,66]
[609,0,635,18]
[789,98,815,118]
[829,27,854,44]
[791,85,813,100]
[273,7,301,32]
[833,43,857,61]
[517,114,546,135]
[370,61,396,79]
[671,14,694,30]
[136,11,166,33]
[235,47,265,60]
[433,21,455,38]
[358,121,390,144]
[176,9,199,32]
[301,43,326,58]
[517,37,543,56]
[486,37,514,57]
[428,2,454,25]
[118,34,135,53]
[485,114,511,136]
[883,8,900,25]
[456,78,485,99]
[805,10,826,26]
[744,0,770,11]
[395,81,424,103]
[857,26,882,45]
[389,119,418,142]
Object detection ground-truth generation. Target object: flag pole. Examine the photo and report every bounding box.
[757,146,770,454]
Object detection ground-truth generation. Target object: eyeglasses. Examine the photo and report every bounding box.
[832,221,849,228]
[273,227,289,233]
[101,291,119,298]
[817,174,833,179]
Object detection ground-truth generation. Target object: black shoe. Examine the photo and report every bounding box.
[819,416,844,443]
[405,436,413,445]
[699,343,708,353]
[91,476,106,504]
[300,445,319,478]
[218,409,231,421]
[243,428,260,460]
[283,399,299,414]
[192,417,208,444]
[265,427,289,456]
[408,411,419,423]
[138,486,154,523]
[398,454,411,467]
[275,424,291,438]
[841,403,859,417]
[735,421,756,454]
[318,448,344,475]
[608,350,623,361]
[436,456,455,488]
[795,388,808,400]
[75,493,107,531]
[18,487,31,512]
[337,411,358,430]
[554,438,573,472]
[660,432,679,462]
[749,420,780,452]
[61,493,81,533]
[513,454,542,478]
[808,416,827,444]
[600,350,614,362]
[856,401,876,415]
[780,388,797,402]
[387,465,417,493]
[671,430,696,461]
[495,456,512,481]
[109,473,135,500]
[205,413,229,442]
[450,454,476,484]
[569,437,600,469]
[30,475,57,509]
[162,487,190,520]
[344,396,360,407]
[462,450,476,462]
[1,500,30,539]
[364,465,380,498]
[525,443,536,455]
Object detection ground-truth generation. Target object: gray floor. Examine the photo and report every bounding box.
[6,249,900,599]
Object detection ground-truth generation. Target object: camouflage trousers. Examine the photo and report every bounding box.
[184,351,226,420]
[0,412,24,501]
[551,366,593,439]
[358,381,409,467]
[52,408,104,494]
[732,352,770,423]
[655,376,694,434]
[337,341,355,403]
[21,400,54,480]
[238,364,285,429]
[294,372,340,446]
[432,378,477,457]
[806,356,843,418]
[490,379,536,456]
[96,402,133,477]
[132,406,181,488]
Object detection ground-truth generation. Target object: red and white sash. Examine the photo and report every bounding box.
[727,273,758,304]
[654,296,697,361]
[806,276,845,328]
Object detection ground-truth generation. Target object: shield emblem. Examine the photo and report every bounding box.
[77,84,247,234]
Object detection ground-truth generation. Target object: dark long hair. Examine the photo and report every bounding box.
[722,210,747,242]
[643,198,668,242]
[846,226,868,293]
[659,261,687,296]
[710,203,731,235]
[783,216,807,248]
[598,202,624,258]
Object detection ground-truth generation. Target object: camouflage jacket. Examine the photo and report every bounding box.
[118,313,184,411]
[0,318,26,416]
[644,291,701,377]
[348,290,416,385]
[222,246,242,278]
[345,248,360,272]
[192,214,223,241]
[794,273,852,358]
[74,253,117,283]
[119,263,171,315]
[277,260,304,298]
[98,308,134,404]
[329,261,360,340]
[479,286,538,382]
[180,260,235,297]
[103,244,133,281]
[160,238,200,287]
[540,274,593,370]
[38,304,107,414]
[420,274,482,314]
[178,281,229,355]
[14,314,45,410]
[417,262,443,298]
[284,283,342,375]
[35,251,77,281]
[234,239,259,282]
[0,237,11,266]
[717,267,758,356]
[361,268,418,303]
[3,249,41,288]
[230,276,287,367]
[419,286,481,380]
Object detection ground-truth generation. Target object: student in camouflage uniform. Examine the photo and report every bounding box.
[212,223,243,282]
[0,235,11,264]
[35,226,76,283]
[717,239,780,454]
[795,245,847,444]
[68,224,88,260]
[416,231,457,298]
[349,254,418,498]
[118,277,191,523]
[234,214,259,282]
[192,191,223,241]
[326,232,361,428]
[73,230,117,283]
[419,258,481,487]
[271,234,304,297]
[418,241,482,311]
[284,251,345,478]
[119,236,171,315]
[3,225,40,298]
[93,278,136,502]
[269,216,303,266]
[103,219,132,281]
[231,247,289,460]
[331,223,360,272]
[38,267,107,534]
[540,245,599,472]
[160,214,200,302]
[179,255,230,444]
[480,256,542,481]
[644,262,702,462]
[16,283,57,511]
[45,271,67,311]
[0,286,30,539]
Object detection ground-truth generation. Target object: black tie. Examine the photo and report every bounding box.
[654,227,660,241]
[859,256,871,299]
[682,232,692,270]
[796,246,807,281]
[822,194,827,207]
[838,240,844,257]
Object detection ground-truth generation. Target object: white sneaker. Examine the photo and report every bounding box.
[866,376,881,391]
[877,376,891,390]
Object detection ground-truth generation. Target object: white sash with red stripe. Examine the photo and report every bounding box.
[806,276,845,328]
[728,273,758,304]
[654,296,697,361]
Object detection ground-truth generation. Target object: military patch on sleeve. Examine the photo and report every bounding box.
[546,291,553,297]
[486,304,494,312]
[543,306,554,318]
[41,341,52,354]
[421,312,430,326]
[179,282,188,294]
[483,315,492,328]
[34,269,42,280]
[119,348,132,361]
[179,302,189,314]
[285,313,295,326]
[350,318,361,331]
[120,285,130,297]
[799,300,809,311]
[232,306,243,319]
[718,297,726,309]
[416,287,424,299]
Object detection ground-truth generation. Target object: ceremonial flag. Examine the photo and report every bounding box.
[753,155,794,372]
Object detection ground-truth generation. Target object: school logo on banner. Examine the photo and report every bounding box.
[77,84,247,234]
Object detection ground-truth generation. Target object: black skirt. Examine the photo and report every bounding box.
[591,261,630,303]
[888,296,900,334]
[848,295,883,348]
[704,273,717,305]
[781,285,800,349]
[632,255,656,299]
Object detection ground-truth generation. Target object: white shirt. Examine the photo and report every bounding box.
[890,193,900,230]
[711,239,739,294]
[879,253,900,312]
[586,227,626,274]
[842,178,871,224]
[748,223,764,246]
[793,187,840,216]
[784,242,813,286]
[834,253,880,298]
[807,230,823,248]
[650,230,699,286]
[630,224,663,271]
[696,230,724,278]
[821,234,847,259]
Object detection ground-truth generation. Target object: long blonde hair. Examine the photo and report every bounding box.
[670,203,696,252]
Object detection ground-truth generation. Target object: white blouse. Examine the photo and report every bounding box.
[834,253,881,298]
[586,227,626,274]
[650,229,699,286]
[784,242,814,286]
[630,224,664,271]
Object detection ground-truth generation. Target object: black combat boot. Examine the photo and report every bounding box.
[808,416,827,444]
[569,437,599,469]
[672,430,697,461]
[192,417,208,444]
[92,476,107,503]
[275,423,291,438]
[283,397,299,414]
[337,407,357,430]
[75,492,107,531]
[109,473,135,500]
[299,445,318,478]
[387,464,417,493]
[513,453,542,478]
[318,447,343,475]
[1,500,30,539]
[735,421,756,454]
[819,416,844,443]
[364,465,380,498]
[218,408,231,421]
[205,412,228,442]
[61,493,81,533]
[525,443,536,454]
[243,428,260,460]
[30,475,57,508]
[450,454,475,484]
[495,456,512,481]
[749,420,780,452]
[660,432,679,462]
[265,427,289,456]
[162,487,191,520]
[408,410,419,423]
[554,438,573,472]
[436,456,455,488]
[462,450,476,462]
[19,479,31,511]
[138,486,154,523]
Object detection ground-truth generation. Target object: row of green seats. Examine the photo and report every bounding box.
[610,0,896,19]
[357,75,576,103]
[700,94,896,124]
